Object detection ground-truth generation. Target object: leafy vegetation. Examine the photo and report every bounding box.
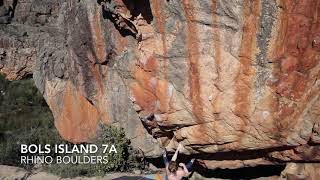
[47,125,144,178]
[0,74,62,168]
[0,74,144,177]
[0,74,53,132]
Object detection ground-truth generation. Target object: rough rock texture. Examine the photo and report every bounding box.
[279,163,320,180]
[0,0,319,169]
[0,165,28,180]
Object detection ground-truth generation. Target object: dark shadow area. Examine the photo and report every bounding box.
[20,73,33,80]
[10,0,17,18]
[98,0,153,39]
[145,146,295,179]
[101,5,137,38]
[147,155,286,179]
[0,0,3,6]
[188,146,295,161]
[149,146,295,166]
[122,0,153,24]
[146,157,166,168]
[195,165,286,179]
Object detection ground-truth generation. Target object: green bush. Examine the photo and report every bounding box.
[95,125,131,172]
[47,125,144,178]
[0,74,61,168]
[0,75,52,132]
[0,127,63,169]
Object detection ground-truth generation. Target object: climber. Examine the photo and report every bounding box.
[163,143,195,180]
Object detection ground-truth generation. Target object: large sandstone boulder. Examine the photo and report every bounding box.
[0,0,319,169]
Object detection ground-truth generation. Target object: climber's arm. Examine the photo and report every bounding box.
[171,143,183,161]
[179,163,190,176]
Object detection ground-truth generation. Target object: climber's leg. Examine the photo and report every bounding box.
[171,143,183,162]
[186,158,195,171]
[171,147,179,162]
[162,149,169,168]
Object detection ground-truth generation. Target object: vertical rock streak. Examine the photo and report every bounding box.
[234,0,261,122]
[153,0,168,80]
[88,6,110,123]
[152,0,170,114]
[212,0,221,84]
[182,0,203,122]
[211,0,222,114]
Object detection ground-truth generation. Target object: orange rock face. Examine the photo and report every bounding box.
[0,0,319,169]
[47,82,100,142]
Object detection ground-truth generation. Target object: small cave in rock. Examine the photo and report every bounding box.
[101,10,137,39]
[122,0,153,24]
[98,0,153,39]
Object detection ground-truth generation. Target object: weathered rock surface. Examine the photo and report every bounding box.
[279,163,320,180]
[0,0,319,169]
[0,165,28,180]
